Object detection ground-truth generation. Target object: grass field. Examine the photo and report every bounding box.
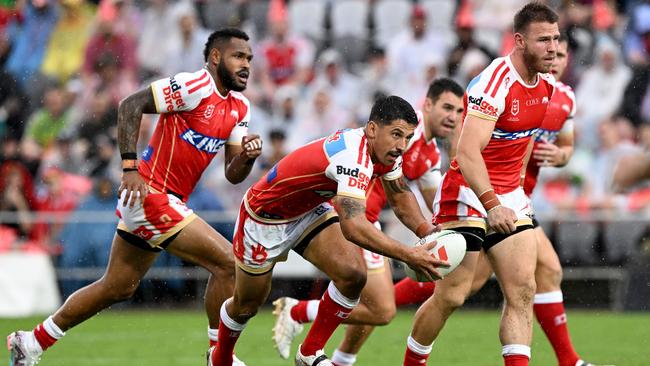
[1,309,648,365]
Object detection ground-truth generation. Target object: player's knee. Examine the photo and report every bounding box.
[231,297,262,321]
[438,290,467,311]
[371,302,397,326]
[505,278,536,307]
[210,260,236,281]
[103,280,139,302]
[338,267,367,296]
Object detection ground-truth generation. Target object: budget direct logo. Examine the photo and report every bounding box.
[468,96,498,117]
[162,77,186,112]
[180,129,226,153]
[337,165,369,190]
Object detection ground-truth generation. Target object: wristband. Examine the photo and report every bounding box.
[478,189,501,211]
[122,159,137,170]
[487,204,503,213]
[415,221,433,238]
[121,152,137,160]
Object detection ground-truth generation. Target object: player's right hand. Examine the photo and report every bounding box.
[405,241,450,281]
[486,205,517,234]
[118,171,148,208]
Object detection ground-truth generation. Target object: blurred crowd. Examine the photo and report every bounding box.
[0,0,649,264]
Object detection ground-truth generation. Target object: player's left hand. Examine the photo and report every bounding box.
[241,134,262,160]
[533,142,563,167]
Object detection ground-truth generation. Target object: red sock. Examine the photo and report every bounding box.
[300,286,355,356]
[534,301,579,366]
[33,323,58,351]
[403,347,430,365]
[212,319,242,365]
[291,300,311,323]
[503,354,529,366]
[394,277,436,307]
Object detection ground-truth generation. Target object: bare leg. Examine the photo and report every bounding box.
[469,249,494,296]
[488,229,537,346]
[165,217,236,329]
[53,235,159,331]
[410,251,480,345]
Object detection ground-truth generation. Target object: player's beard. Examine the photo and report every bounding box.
[217,61,246,92]
[522,45,548,74]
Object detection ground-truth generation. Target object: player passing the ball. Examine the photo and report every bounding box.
[271,78,465,366]
[207,96,449,366]
[403,3,559,366]
[7,28,260,366]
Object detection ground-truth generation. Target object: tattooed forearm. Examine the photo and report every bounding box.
[336,197,366,219]
[117,88,156,154]
[384,177,412,194]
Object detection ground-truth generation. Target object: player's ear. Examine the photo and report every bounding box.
[210,47,221,66]
[366,120,377,138]
[423,97,433,113]
[514,32,525,50]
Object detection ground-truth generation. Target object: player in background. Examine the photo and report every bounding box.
[208,96,449,366]
[403,3,559,366]
[468,34,610,366]
[7,28,260,366]
[270,78,465,366]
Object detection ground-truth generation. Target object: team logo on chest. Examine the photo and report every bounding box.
[180,128,226,154]
[511,99,520,116]
[204,104,215,119]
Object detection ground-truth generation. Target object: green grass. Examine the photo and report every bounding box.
[1,309,648,365]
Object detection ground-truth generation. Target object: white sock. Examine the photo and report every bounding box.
[534,290,563,304]
[502,344,531,358]
[331,349,357,366]
[208,327,218,343]
[220,299,247,332]
[407,335,433,355]
[43,316,65,339]
[306,300,320,322]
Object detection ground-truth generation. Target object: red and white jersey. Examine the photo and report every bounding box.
[246,128,402,223]
[138,69,251,201]
[448,56,555,194]
[524,81,576,196]
[365,111,442,222]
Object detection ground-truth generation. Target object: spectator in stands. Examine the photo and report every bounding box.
[104,0,141,42]
[136,0,179,78]
[0,34,29,140]
[257,129,287,173]
[575,37,632,150]
[310,49,361,115]
[288,86,351,150]
[22,83,71,149]
[624,0,650,66]
[5,0,58,87]
[82,16,137,83]
[40,0,94,83]
[161,2,209,76]
[446,6,496,78]
[455,47,490,87]
[57,175,116,297]
[386,5,449,107]
[586,117,643,210]
[0,161,36,249]
[255,0,314,105]
[270,84,299,129]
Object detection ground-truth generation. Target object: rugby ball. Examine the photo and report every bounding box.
[403,230,467,282]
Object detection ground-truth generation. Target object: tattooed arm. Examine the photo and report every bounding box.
[116,87,157,208]
[333,195,446,280]
[382,177,434,237]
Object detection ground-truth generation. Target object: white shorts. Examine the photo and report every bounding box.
[434,181,533,235]
[361,221,386,272]
[116,190,196,251]
[233,202,339,274]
